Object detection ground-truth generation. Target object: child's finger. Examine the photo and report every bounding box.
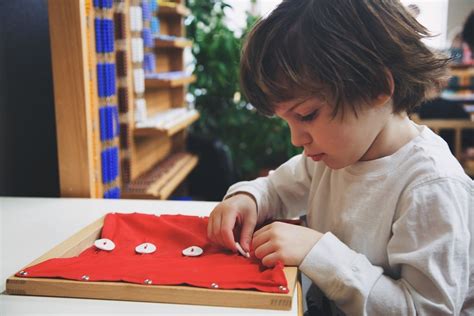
[207,215,214,241]
[239,217,256,252]
[211,212,225,247]
[261,252,280,268]
[252,230,271,253]
[253,239,275,260]
[252,225,270,244]
[220,214,238,251]
[252,223,272,239]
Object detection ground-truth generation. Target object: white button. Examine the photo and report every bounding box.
[182,246,203,257]
[352,266,358,272]
[135,242,157,254]
[235,242,250,258]
[94,238,115,251]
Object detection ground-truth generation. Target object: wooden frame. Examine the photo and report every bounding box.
[49,0,103,198]
[117,0,136,189]
[6,215,299,311]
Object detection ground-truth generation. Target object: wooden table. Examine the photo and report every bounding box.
[0,197,302,315]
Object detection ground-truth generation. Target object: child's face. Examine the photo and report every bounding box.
[275,96,391,169]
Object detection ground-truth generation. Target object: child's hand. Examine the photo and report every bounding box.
[207,194,258,253]
[252,222,323,267]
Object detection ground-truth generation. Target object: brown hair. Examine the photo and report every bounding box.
[240,0,449,117]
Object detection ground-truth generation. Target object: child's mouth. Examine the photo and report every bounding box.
[309,153,325,161]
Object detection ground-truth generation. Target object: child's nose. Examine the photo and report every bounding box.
[290,126,311,147]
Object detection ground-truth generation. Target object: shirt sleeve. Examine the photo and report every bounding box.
[299,177,472,315]
[225,154,314,224]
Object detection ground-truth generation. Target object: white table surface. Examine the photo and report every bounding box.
[0,197,300,315]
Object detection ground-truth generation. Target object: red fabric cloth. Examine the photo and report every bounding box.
[17,213,288,293]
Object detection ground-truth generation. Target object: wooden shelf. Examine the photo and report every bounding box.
[450,63,474,70]
[160,155,198,199]
[146,74,196,88]
[134,109,199,136]
[155,37,192,49]
[123,152,198,199]
[158,4,190,17]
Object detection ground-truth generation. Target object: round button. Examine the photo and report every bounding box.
[94,238,115,251]
[135,242,157,254]
[182,246,203,257]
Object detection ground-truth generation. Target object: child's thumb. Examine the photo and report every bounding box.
[239,220,256,252]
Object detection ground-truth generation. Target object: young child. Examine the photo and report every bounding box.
[207,0,473,315]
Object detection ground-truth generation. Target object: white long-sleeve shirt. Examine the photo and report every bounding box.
[226,126,473,315]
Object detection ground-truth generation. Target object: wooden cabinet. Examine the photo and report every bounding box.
[49,0,199,199]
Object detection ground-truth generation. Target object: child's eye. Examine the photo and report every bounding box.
[299,110,319,122]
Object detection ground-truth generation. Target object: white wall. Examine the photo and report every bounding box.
[401,0,450,49]
[446,0,474,46]
[224,0,473,49]
[225,0,281,36]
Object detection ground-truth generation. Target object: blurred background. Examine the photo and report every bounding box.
[0,0,473,200]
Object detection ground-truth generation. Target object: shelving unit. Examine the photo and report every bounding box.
[442,64,474,101]
[123,0,199,199]
[48,0,199,199]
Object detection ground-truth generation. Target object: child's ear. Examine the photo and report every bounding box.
[373,70,394,107]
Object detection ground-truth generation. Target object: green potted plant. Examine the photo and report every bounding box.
[185,0,301,180]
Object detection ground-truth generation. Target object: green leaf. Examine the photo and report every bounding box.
[186,0,297,179]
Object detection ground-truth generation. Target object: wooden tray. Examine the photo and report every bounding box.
[5,215,299,310]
